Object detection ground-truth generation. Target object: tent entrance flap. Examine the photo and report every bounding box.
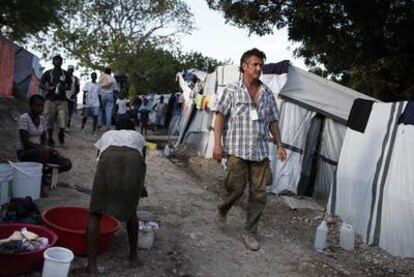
[178,104,197,144]
[297,114,325,196]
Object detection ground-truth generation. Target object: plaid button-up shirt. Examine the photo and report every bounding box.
[216,80,279,161]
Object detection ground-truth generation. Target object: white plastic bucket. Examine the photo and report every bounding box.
[42,247,74,277]
[12,162,43,200]
[138,230,155,249]
[0,164,13,205]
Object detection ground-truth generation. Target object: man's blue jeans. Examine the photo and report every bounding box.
[101,93,114,129]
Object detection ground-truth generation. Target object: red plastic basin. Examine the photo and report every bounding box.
[0,223,58,276]
[41,206,120,256]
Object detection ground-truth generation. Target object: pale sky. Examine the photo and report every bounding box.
[181,0,307,69]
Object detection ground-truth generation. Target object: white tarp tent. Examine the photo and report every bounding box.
[176,61,377,200]
[328,100,414,257]
[175,70,207,145]
[176,65,241,157]
[269,64,377,198]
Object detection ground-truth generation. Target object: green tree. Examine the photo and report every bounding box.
[0,0,73,41]
[35,0,194,72]
[126,48,227,95]
[207,0,414,101]
[127,46,182,95]
[178,51,229,73]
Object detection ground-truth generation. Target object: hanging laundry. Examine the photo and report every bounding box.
[194,94,203,109]
[200,95,210,111]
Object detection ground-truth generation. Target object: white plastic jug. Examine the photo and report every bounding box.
[12,162,43,200]
[42,247,74,277]
[138,230,155,249]
[314,220,328,252]
[340,223,355,251]
[0,164,13,205]
[164,145,171,156]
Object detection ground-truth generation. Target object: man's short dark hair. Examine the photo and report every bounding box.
[104,68,111,74]
[29,94,45,106]
[52,55,63,62]
[239,48,266,73]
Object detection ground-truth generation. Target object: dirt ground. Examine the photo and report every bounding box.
[1,97,414,277]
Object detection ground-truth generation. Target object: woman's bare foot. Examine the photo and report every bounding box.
[129,255,143,268]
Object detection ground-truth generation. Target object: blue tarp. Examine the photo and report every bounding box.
[13,47,43,97]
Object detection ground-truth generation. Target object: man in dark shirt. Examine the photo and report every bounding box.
[40,55,72,146]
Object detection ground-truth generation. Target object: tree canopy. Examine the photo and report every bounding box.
[30,0,208,94]
[30,0,228,95]
[35,0,194,71]
[126,48,225,95]
[207,0,414,101]
[1,0,228,95]
[0,0,70,41]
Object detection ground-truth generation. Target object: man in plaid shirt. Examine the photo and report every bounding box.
[213,48,287,251]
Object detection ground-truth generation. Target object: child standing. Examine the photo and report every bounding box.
[116,94,128,123]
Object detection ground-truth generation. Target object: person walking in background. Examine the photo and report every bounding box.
[40,55,72,146]
[153,95,167,130]
[139,97,151,135]
[131,95,142,127]
[74,118,146,275]
[213,48,287,251]
[66,65,80,129]
[81,72,101,134]
[16,94,72,197]
[99,68,119,130]
[116,93,128,124]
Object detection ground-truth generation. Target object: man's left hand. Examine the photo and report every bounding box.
[277,146,287,161]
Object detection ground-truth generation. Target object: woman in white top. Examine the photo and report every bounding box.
[16,95,72,196]
[79,118,146,274]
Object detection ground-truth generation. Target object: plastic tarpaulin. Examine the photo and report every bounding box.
[210,65,240,111]
[0,37,15,97]
[176,71,206,145]
[269,64,378,197]
[328,101,413,257]
[13,48,42,97]
[314,119,347,198]
[203,71,217,97]
[205,65,240,158]
[28,74,40,96]
[270,102,316,194]
[183,111,212,156]
[328,103,397,241]
[261,61,289,111]
[260,72,286,111]
[380,123,414,257]
[279,66,376,124]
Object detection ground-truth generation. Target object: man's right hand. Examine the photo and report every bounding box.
[213,144,223,163]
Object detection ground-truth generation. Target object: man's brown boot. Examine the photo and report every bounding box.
[242,233,260,251]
